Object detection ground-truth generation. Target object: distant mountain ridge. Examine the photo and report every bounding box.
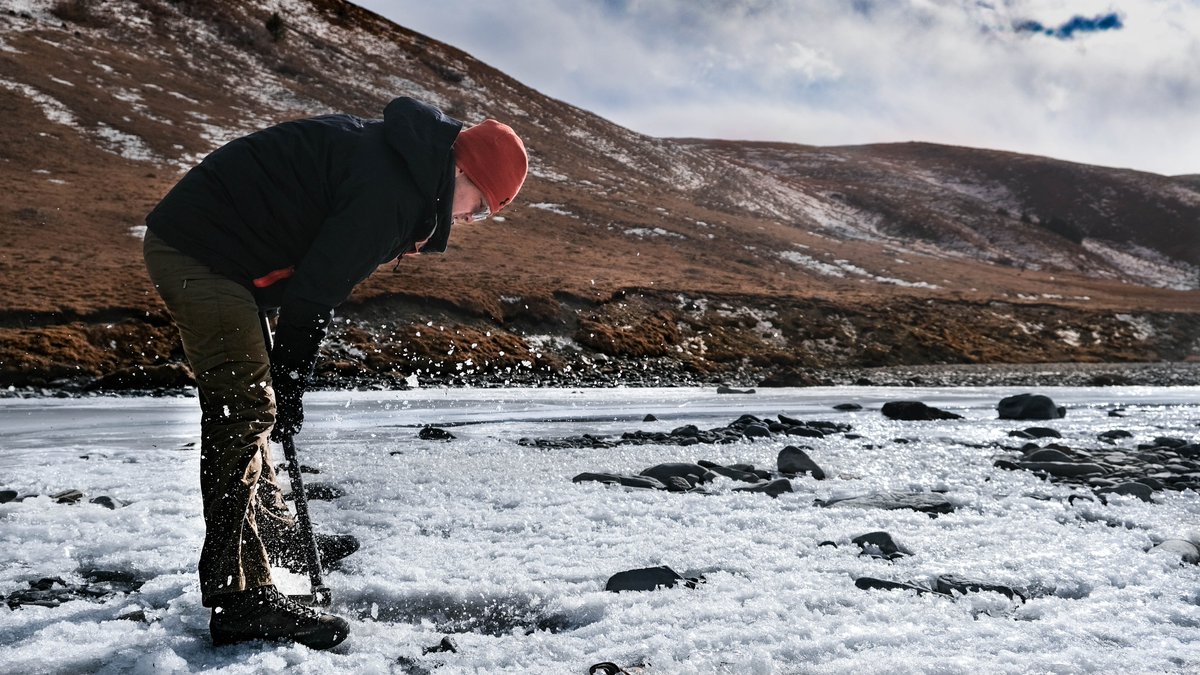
[0,0,1196,389]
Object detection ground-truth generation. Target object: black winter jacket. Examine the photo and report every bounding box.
[146,97,462,383]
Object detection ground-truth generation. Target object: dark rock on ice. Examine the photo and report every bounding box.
[639,463,714,486]
[1025,448,1073,463]
[573,473,666,490]
[716,385,755,394]
[784,426,825,438]
[833,403,863,411]
[777,446,826,480]
[423,636,458,654]
[741,422,772,438]
[1098,429,1133,443]
[697,460,763,483]
[289,483,345,501]
[1023,427,1062,439]
[605,566,703,592]
[854,577,945,596]
[276,463,321,474]
[1095,482,1154,502]
[643,414,659,422]
[997,393,1065,420]
[851,531,912,560]
[732,478,793,497]
[933,574,1025,602]
[664,476,702,492]
[881,401,963,421]
[395,656,435,675]
[0,489,16,504]
[3,569,145,609]
[419,426,455,441]
[89,495,126,510]
[51,489,84,505]
[817,491,955,516]
[1018,461,1106,478]
[117,609,151,623]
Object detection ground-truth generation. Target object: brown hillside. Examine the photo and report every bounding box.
[0,0,1197,389]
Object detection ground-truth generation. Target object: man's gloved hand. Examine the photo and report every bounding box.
[270,366,305,442]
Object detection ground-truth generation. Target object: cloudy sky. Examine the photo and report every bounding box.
[355,1,1199,176]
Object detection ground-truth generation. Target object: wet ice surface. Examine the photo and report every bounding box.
[1,386,1200,673]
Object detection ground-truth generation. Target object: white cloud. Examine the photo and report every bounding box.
[355,0,1200,175]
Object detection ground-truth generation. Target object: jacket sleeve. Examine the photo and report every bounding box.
[269,181,410,385]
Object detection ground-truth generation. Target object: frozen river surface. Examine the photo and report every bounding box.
[2,386,1200,673]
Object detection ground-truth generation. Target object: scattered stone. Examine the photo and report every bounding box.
[1098,430,1133,443]
[1095,482,1154,502]
[1108,408,1126,418]
[851,531,912,560]
[817,492,955,516]
[777,446,826,480]
[0,489,17,504]
[1023,427,1062,439]
[3,569,146,609]
[716,385,756,394]
[51,489,84,505]
[638,463,715,487]
[643,414,658,422]
[696,460,762,483]
[1025,448,1073,463]
[1018,461,1106,478]
[833,403,863,411]
[520,413,853,450]
[881,401,963,421]
[998,393,1065,420]
[423,636,458,654]
[1150,539,1200,564]
[89,496,126,510]
[589,661,650,675]
[573,473,666,490]
[285,483,345,501]
[116,609,151,623]
[418,426,455,441]
[605,566,702,592]
[742,422,772,438]
[276,463,321,474]
[395,656,434,675]
[933,575,1025,602]
[856,575,1024,601]
[784,426,825,438]
[854,577,945,596]
[732,478,793,497]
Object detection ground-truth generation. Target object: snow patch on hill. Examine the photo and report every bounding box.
[1083,239,1199,290]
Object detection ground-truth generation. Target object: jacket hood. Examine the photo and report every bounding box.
[382,97,463,253]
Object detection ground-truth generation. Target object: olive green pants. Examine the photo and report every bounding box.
[143,230,295,606]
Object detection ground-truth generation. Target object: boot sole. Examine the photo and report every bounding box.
[211,623,349,650]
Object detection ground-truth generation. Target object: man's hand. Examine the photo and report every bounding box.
[270,369,305,441]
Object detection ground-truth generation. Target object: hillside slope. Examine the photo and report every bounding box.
[0,0,1197,389]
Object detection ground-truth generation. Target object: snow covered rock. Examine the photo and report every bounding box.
[998,393,1066,420]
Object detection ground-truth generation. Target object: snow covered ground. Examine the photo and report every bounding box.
[2,386,1200,673]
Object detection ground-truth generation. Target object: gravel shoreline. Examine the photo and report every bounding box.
[3,362,1198,399]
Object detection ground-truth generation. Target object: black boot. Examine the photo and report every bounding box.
[210,585,349,649]
[265,530,360,574]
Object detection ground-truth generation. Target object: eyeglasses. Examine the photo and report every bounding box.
[468,201,491,222]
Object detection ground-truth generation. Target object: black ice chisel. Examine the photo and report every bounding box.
[259,312,331,607]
